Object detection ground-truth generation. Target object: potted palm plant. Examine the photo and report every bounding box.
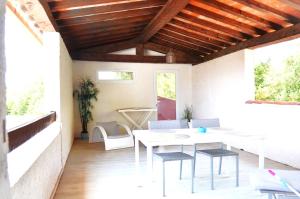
[182,105,193,128]
[73,78,99,139]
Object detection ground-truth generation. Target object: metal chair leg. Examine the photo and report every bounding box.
[236,155,239,187]
[218,156,222,175]
[211,157,214,190]
[163,161,166,197]
[180,145,183,180]
[218,143,224,175]
[191,159,195,193]
[268,193,273,199]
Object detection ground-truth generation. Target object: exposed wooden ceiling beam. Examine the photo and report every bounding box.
[70,33,140,49]
[38,0,59,31]
[49,0,127,12]
[138,0,189,43]
[151,37,204,57]
[59,14,154,34]
[72,53,194,64]
[62,22,147,37]
[191,0,282,31]
[159,28,218,51]
[177,12,251,40]
[53,0,167,20]
[73,38,139,54]
[65,26,144,41]
[167,23,230,48]
[280,0,300,11]
[156,32,213,54]
[163,24,224,50]
[170,18,237,45]
[185,4,267,36]
[195,22,300,65]
[232,0,300,24]
[56,6,161,27]
[144,42,198,62]
[136,44,144,56]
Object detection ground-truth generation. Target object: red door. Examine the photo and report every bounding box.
[156,72,176,120]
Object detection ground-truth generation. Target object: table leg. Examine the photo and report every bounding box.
[147,145,153,183]
[135,136,141,186]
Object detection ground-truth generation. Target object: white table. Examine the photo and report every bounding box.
[117,108,157,130]
[133,128,265,185]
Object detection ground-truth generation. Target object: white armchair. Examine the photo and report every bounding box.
[90,121,134,150]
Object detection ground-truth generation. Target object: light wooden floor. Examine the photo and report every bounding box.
[54,140,293,199]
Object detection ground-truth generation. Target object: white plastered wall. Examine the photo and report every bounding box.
[0,0,12,198]
[73,61,192,137]
[9,33,74,199]
[192,50,300,168]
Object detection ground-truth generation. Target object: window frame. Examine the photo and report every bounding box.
[97,70,135,83]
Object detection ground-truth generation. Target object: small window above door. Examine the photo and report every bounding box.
[97,71,134,81]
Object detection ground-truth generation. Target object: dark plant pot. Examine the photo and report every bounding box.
[81,131,89,140]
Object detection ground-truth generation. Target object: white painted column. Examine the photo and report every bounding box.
[0,1,12,198]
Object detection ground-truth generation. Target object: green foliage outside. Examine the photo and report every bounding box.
[157,72,176,100]
[119,71,133,80]
[7,80,45,115]
[255,55,300,102]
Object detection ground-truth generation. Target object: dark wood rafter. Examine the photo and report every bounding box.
[163,24,225,50]
[136,44,144,56]
[166,23,230,48]
[159,28,219,51]
[72,53,194,64]
[38,0,300,64]
[195,22,300,64]
[280,0,300,11]
[138,0,190,43]
[144,42,198,62]
[151,37,205,57]
[71,34,141,50]
[232,0,300,24]
[154,35,207,56]
[176,12,251,40]
[59,14,155,34]
[66,27,144,41]
[56,7,162,27]
[74,38,140,54]
[185,4,267,36]
[52,0,167,20]
[170,18,237,45]
[48,0,130,12]
[63,21,148,37]
[156,32,214,54]
[191,0,283,31]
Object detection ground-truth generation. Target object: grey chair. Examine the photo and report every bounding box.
[191,118,239,189]
[194,147,239,190]
[148,119,189,130]
[155,149,195,197]
[148,119,189,179]
[190,118,220,128]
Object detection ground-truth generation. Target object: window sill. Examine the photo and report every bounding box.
[246,100,300,106]
[7,122,61,187]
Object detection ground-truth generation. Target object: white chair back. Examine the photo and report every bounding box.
[190,118,220,128]
[148,120,188,130]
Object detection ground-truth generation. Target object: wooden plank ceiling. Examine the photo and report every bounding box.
[39,0,300,64]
